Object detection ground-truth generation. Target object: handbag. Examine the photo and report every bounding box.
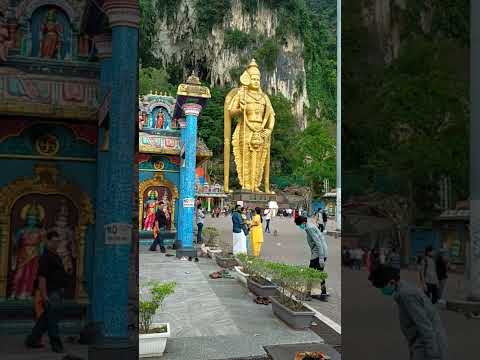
[242,224,249,236]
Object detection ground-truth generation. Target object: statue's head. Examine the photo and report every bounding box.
[241,59,261,91]
[55,203,69,227]
[46,8,57,22]
[23,203,44,227]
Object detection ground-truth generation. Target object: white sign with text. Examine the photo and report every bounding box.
[105,223,132,245]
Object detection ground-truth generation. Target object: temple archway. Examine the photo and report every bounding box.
[139,173,178,231]
[0,163,94,301]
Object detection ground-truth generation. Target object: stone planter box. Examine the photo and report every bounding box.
[271,296,315,330]
[233,266,249,286]
[139,323,170,358]
[215,255,239,268]
[247,277,278,298]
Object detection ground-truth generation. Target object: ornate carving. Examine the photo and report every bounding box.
[0,163,94,300]
[103,0,140,29]
[94,33,112,60]
[177,71,211,99]
[138,173,178,231]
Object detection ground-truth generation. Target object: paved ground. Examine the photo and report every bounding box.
[342,266,478,360]
[140,249,323,360]
[204,215,341,325]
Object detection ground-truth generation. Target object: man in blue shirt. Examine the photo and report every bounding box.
[295,215,328,301]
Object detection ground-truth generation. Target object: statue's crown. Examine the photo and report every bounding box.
[247,59,259,72]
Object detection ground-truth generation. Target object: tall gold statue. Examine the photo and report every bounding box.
[224,59,275,193]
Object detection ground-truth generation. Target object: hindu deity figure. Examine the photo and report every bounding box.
[143,190,158,230]
[224,59,275,193]
[9,203,46,300]
[161,191,172,229]
[48,201,75,274]
[155,111,164,129]
[138,111,147,130]
[40,9,62,58]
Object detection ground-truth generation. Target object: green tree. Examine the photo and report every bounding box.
[139,67,174,96]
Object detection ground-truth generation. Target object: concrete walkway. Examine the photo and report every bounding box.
[140,248,324,360]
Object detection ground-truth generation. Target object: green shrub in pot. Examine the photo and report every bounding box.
[139,281,176,334]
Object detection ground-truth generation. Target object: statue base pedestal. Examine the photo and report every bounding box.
[230,190,276,208]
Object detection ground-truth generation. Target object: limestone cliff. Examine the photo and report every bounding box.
[146,0,311,129]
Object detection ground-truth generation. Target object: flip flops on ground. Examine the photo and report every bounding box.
[209,270,234,279]
[254,296,271,305]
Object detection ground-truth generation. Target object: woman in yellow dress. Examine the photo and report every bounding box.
[250,207,264,257]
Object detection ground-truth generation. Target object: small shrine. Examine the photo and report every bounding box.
[137,92,212,245]
[195,166,228,212]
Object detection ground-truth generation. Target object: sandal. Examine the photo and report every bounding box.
[254,296,264,305]
[220,270,234,279]
[209,272,222,279]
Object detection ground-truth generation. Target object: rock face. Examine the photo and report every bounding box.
[148,0,309,129]
[359,0,437,65]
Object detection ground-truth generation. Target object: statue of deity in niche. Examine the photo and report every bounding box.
[155,111,164,129]
[138,111,147,130]
[40,8,62,58]
[48,201,75,274]
[9,203,46,300]
[143,190,158,231]
[224,59,275,193]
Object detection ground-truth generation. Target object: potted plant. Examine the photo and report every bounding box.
[268,263,327,330]
[139,281,176,358]
[237,255,278,297]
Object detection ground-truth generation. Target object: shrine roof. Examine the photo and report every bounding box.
[139,131,212,160]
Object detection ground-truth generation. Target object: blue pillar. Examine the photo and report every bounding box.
[177,104,203,258]
[92,32,112,327]
[176,119,187,250]
[89,3,139,358]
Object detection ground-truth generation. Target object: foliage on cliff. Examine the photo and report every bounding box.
[343,0,469,224]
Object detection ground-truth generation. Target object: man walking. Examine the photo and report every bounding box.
[264,207,272,233]
[295,216,328,301]
[420,246,440,304]
[26,231,71,353]
[369,265,448,360]
[322,209,328,227]
[150,202,167,253]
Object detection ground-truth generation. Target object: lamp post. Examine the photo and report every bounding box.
[336,0,342,232]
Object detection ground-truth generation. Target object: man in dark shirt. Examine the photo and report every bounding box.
[26,231,71,353]
[150,202,167,253]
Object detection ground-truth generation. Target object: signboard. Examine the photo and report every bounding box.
[105,223,132,245]
[183,198,195,208]
[98,90,112,126]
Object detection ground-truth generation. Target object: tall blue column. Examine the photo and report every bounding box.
[92,31,112,328]
[175,119,187,251]
[90,1,139,358]
[176,104,203,258]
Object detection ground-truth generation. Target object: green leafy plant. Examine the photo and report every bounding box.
[267,262,327,311]
[139,281,176,334]
[204,226,220,246]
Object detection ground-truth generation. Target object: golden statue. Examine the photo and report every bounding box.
[224,59,275,193]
